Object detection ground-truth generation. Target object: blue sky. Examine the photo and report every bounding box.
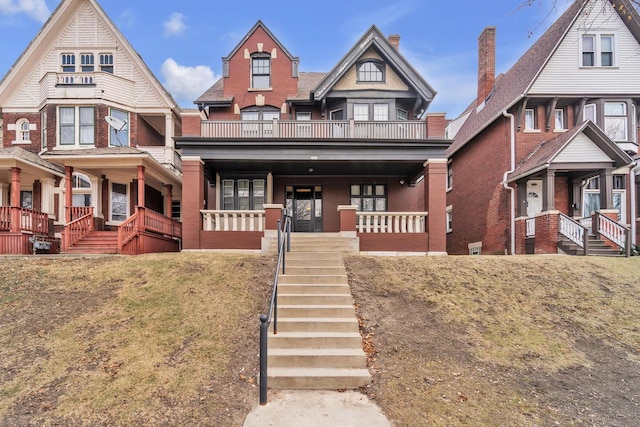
[0,0,572,118]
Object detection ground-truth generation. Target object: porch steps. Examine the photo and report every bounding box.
[267,235,370,390]
[271,232,357,254]
[64,231,119,254]
[558,235,623,257]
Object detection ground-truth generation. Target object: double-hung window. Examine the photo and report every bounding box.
[554,109,565,130]
[373,104,389,121]
[604,102,627,141]
[109,108,129,146]
[581,34,615,67]
[59,106,95,146]
[353,104,368,121]
[524,109,536,130]
[251,54,270,89]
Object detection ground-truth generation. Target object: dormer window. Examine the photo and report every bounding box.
[251,53,271,89]
[100,53,114,73]
[61,54,76,72]
[581,34,615,67]
[357,60,384,82]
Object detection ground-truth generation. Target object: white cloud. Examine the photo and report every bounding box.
[0,0,50,23]
[163,12,186,37]
[160,58,216,106]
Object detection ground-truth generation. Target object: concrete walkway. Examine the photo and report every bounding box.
[242,390,391,427]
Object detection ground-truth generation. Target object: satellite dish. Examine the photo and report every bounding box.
[105,115,127,147]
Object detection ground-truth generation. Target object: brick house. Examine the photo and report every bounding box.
[446,0,638,256]
[176,21,450,254]
[0,0,182,255]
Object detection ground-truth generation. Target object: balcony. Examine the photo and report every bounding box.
[40,72,135,104]
[201,120,427,140]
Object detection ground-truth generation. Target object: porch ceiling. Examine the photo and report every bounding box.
[177,138,449,179]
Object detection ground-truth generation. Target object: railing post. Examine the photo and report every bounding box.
[259,314,268,405]
[625,228,631,257]
[277,218,281,252]
[286,217,291,253]
[583,227,589,256]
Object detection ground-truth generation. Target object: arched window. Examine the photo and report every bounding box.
[13,118,31,143]
[357,60,384,82]
[72,173,92,207]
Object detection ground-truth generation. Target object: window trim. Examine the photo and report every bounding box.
[108,108,130,147]
[80,53,94,72]
[580,34,616,68]
[13,118,31,145]
[446,206,453,233]
[554,108,566,131]
[446,161,453,191]
[350,183,387,212]
[221,178,266,211]
[58,106,95,146]
[250,53,271,90]
[99,53,114,73]
[109,181,129,224]
[524,108,539,131]
[61,53,76,73]
[604,101,628,142]
[356,59,385,82]
[41,112,47,151]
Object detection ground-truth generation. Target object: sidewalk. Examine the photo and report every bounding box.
[242,390,391,427]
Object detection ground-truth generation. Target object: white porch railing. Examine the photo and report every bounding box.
[559,213,586,248]
[579,217,593,234]
[525,217,536,237]
[201,210,265,232]
[596,214,628,250]
[201,120,427,140]
[356,212,427,233]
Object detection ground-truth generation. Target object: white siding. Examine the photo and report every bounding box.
[554,132,612,163]
[530,0,640,94]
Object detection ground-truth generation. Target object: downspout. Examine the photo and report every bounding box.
[502,110,516,255]
[631,163,637,245]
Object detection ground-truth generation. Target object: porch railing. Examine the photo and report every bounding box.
[356,212,427,233]
[64,207,94,250]
[559,213,588,253]
[0,207,49,234]
[201,210,265,232]
[201,120,427,140]
[525,217,536,237]
[579,217,593,234]
[594,212,631,256]
[118,207,182,252]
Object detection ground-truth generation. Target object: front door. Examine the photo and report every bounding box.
[286,186,323,232]
[527,180,543,216]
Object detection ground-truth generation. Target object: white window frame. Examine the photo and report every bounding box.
[13,118,32,145]
[353,104,369,121]
[61,53,76,73]
[80,53,94,72]
[251,54,271,89]
[446,161,453,191]
[396,108,408,121]
[524,109,536,130]
[554,109,565,131]
[583,103,596,124]
[99,53,114,73]
[580,34,616,67]
[108,108,129,147]
[41,112,47,151]
[604,101,627,141]
[373,104,389,121]
[446,206,453,233]
[58,106,95,146]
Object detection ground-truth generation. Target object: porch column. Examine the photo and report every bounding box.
[64,166,73,215]
[165,184,173,217]
[101,176,109,221]
[182,157,205,250]
[41,177,56,216]
[600,168,614,209]
[0,183,6,206]
[10,167,21,232]
[91,176,100,217]
[338,205,357,237]
[165,113,174,148]
[266,173,273,204]
[542,169,555,211]
[137,165,145,207]
[423,159,447,254]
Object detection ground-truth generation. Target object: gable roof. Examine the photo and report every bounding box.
[0,146,65,176]
[312,25,436,111]
[448,0,640,157]
[223,20,298,62]
[508,120,633,182]
[0,0,180,112]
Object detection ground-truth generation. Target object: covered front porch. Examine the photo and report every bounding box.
[509,121,634,256]
[177,138,449,254]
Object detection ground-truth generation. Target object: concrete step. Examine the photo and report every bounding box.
[272,317,360,333]
[285,258,347,268]
[278,305,356,318]
[267,367,371,390]
[278,294,354,305]
[268,348,367,368]
[277,283,352,295]
[284,251,345,261]
[268,332,362,348]
[283,266,346,275]
[278,275,348,285]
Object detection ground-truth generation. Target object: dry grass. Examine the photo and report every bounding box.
[346,255,640,426]
[0,253,273,426]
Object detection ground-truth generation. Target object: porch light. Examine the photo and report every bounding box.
[308,168,314,173]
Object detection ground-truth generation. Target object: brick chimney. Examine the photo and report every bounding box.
[477,26,496,103]
[425,113,447,138]
[388,34,400,50]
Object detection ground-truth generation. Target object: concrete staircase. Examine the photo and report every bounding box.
[268,233,371,390]
[64,230,119,254]
[558,235,623,257]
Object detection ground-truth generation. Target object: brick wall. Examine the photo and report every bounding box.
[534,213,559,254]
[181,158,205,249]
[2,112,41,152]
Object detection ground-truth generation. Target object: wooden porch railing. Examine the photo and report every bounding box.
[356,212,427,233]
[64,207,94,251]
[594,212,631,256]
[118,207,182,252]
[525,217,536,237]
[559,213,589,254]
[201,210,265,232]
[0,207,49,234]
[201,120,427,140]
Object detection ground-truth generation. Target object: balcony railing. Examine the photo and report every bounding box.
[202,210,265,232]
[201,120,427,140]
[0,207,49,234]
[356,212,427,233]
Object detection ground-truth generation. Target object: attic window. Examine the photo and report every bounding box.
[357,60,384,82]
[61,54,76,73]
[100,53,114,73]
[251,53,271,89]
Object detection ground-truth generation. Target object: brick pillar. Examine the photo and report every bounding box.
[182,157,205,250]
[424,159,447,254]
[137,165,145,207]
[515,217,526,255]
[65,166,73,217]
[338,205,357,236]
[165,184,173,217]
[535,212,559,254]
[264,204,284,232]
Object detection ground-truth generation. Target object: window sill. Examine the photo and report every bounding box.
[53,145,96,150]
[11,140,32,145]
[523,129,541,133]
[579,66,619,69]
[247,87,273,92]
[553,129,568,133]
[446,187,453,193]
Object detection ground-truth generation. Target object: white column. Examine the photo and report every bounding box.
[0,183,6,206]
[215,173,221,210]
[267,172,273,204]
[165,113,174,148]
[91,176,101,217]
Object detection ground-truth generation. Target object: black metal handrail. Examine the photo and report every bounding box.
[259,214,291,405]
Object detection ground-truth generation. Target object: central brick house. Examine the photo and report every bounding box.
[446,0,639,256]
[177,21,451,254]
